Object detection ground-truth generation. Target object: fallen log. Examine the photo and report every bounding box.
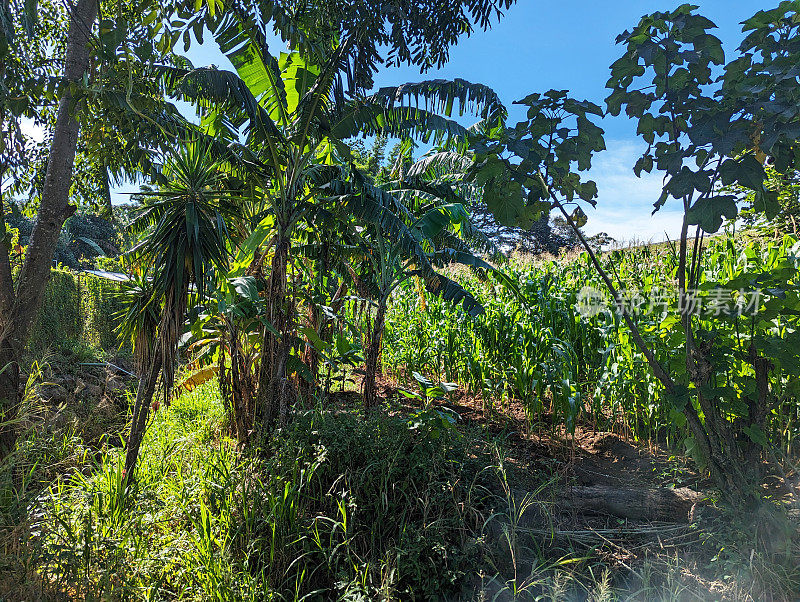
[562,485,709,523]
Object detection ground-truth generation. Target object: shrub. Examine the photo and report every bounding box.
[27,269,83,355]
[27,269,124,359]
[35,386,500,600]
[255,409,496,598]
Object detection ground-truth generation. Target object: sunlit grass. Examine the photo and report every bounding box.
[32,384,506,599]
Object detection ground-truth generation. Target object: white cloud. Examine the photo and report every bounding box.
[581,139,684,244]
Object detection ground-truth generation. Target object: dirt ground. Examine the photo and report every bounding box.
[333,373,800,600]
[361,373,800,500]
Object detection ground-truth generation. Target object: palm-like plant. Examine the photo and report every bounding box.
[123,141,233,477]
[158,18,507,427]
[115,270,160,377]
[351,182,510,409]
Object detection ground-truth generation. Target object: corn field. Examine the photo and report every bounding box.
[384,233,800,457]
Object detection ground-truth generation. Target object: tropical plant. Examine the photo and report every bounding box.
[123,141,232,477]
[0,0,518,458]
[162,5,508,426]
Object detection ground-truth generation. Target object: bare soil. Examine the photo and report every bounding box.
[340,373,800,600]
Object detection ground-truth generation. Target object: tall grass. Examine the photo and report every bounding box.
[11,377,797,599]
[31,383,510,600]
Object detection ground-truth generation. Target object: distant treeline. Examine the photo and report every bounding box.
[6,205,133,270]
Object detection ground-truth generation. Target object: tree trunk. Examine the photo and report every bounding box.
[685,344,763,504]
[0,0,97,457]
[255,232,293,429]
[563,485,708,523]
[743,346,771,472]
[124,347,162,478]
[363,298,386,411]
[0,180,18,453]
[0,341,19,453]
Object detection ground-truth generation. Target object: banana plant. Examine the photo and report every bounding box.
[157,15,506,428]
[347,184,516,409]
[183,273,269,443]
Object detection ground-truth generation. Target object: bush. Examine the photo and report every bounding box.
[26,269,84,355]
[27,269,124,359]
[34,385,501,600]
[257,409,496,598]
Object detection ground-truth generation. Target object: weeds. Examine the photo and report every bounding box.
[27,383,506,599]
[2,373,797,599]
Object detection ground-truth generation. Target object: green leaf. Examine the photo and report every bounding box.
[298,326,331,353]
[742,424,768,448]
[686,195,737,233]
[230,276,259,303]
[77,237,106,256]
[229,215,275,277]
[736,155,766,190]
[570,207,588,228]
[214,11,288,125]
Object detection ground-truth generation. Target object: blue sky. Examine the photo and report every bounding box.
[120,1,764,242]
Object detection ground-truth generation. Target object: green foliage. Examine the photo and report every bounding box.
[725,1,800,176]
[456,2,800,496]
[384,258,643,436]
[606,5,737,229]
[384,233,800,455]
[27,269,124,359]
[9,1,800,597]
[739,168,800,236]
[83,274,123,350]
[260,410,494,598]
[27,270,83,356]
[0,0,66,186]
[589,3,800,495]
[131,141,233,300]
[205,0,516,92]
[468,89,604,230]
[37,382,500,599]
[115,271,160,373]
[602,3,800,232]
[6,208,122,270]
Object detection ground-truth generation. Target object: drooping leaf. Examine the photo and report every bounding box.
[686,195,738,233]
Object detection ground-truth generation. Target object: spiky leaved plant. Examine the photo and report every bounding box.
[124,140,232,478]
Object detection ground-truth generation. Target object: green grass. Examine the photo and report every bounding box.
[3,379,797,600]
[28,384,509,600]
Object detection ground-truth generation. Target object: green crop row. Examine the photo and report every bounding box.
[383,234,800,456]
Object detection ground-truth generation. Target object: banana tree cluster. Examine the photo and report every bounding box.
[118,9,515,476]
